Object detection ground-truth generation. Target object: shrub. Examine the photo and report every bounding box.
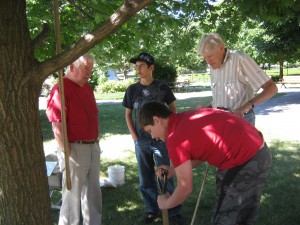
[153,62,177,84]
[88,72,100,91]
[271,75,280,82]
[96,79,136,93]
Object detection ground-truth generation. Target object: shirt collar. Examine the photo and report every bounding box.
[219,48,230,69]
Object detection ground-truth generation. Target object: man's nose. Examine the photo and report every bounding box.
[205,58,212,64]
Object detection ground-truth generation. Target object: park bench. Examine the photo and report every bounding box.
[169,78,190,92]
[277,75,300,88]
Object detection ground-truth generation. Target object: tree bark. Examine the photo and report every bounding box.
[0,1,52,224]
[279,59,284,79]
[0,0,154,224]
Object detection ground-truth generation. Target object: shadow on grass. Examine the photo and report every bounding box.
[48,91,299,224]
[257,140,300,225]
[100,151,144,224]
[101,140,300,225]
[51,140,300,225]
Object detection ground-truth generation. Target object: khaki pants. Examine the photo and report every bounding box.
[58,142,102,225]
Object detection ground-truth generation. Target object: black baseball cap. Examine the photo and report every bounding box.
[130,52,154,65]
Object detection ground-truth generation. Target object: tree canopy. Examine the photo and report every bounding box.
[1,0,300,223]
[26,0,216,71]
[26,0,300,74]
[205,0,300,69]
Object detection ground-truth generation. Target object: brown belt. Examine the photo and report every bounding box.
[69,139,98,144]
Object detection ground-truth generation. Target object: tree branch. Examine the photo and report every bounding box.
[31,23,50,49]
[125,0,130,7]
[37,0,154,79]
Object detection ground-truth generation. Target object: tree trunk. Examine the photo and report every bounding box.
[279,59,284,79]
[0,1,52,224]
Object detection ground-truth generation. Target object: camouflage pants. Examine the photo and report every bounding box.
[211,143,272,225]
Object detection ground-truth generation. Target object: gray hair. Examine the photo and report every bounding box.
[66,54,95,74]
[197,33,224,55]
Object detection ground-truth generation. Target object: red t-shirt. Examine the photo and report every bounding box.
[46,77,99,141]
[167,108,264,170]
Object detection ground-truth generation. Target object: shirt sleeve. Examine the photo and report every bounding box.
[167,139,191,168]
[122,85,134,109]
[240,53,270,91]
[163,81,176,105]
[46,84,62,122]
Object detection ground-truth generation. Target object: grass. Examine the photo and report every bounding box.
[102,141,300,225]
[95,92,125,100]
[264,67,300,77]
[50,140,300,225]
[176,67,300,84]
[44,91,300,225]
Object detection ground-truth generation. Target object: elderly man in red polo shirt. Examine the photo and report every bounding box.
[46,54,102,225]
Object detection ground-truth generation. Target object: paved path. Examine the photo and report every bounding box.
[173,86,300,142]
[41,85,300,158]
[255,87,300,142]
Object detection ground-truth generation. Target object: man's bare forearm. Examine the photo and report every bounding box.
[52,122,64,149]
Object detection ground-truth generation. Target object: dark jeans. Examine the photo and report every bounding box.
[134,137,181,216]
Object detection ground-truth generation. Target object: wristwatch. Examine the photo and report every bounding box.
[248,100,255,108]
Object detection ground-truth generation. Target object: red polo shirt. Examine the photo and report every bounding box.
[46,77,99,141]
[167,108,264,170]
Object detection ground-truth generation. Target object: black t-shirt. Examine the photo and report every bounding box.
[122,80,176,138]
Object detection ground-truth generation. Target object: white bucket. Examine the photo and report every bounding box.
[107,165,125,186]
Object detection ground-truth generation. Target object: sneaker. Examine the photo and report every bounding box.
[144,212,160,224]
[169,213,185,225]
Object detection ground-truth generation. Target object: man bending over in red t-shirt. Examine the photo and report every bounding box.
[138,101,272,225]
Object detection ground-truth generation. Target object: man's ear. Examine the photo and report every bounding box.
[219,44,225,53]
[149,64,154,72]
[69,64,74,72]
[153,116,161,125]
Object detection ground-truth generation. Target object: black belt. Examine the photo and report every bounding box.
[217,107,254,115]
[69,139,98,144]
[217,107,229,111]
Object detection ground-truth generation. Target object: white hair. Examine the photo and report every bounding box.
[66,54,95,74]
[197,33,224,55]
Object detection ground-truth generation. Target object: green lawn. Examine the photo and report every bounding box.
[101,140,300,225]
[50,140,300,225]
[45,92,300,225]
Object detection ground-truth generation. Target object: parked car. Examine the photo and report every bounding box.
[105,69,119,80]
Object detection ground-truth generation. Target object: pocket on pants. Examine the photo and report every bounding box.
[57,146,65,172]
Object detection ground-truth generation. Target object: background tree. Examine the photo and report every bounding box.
[202,0,300,77]
[153,61,177,84]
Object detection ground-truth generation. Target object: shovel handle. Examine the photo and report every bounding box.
[157,169,169,225]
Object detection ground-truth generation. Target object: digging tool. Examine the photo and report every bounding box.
[157,169,169,225]
[53,0,71,190]
[190,164,210,225]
